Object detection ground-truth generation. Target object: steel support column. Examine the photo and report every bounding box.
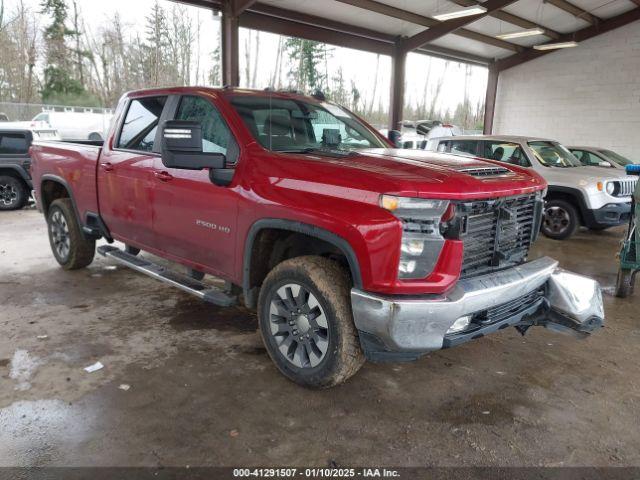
[483,65,498,135]
[221,1,240,86]
[389,39,406,132]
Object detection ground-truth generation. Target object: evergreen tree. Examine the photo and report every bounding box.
[40,0,84,102]
[285,38,328,93]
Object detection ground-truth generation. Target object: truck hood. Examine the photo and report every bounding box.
[266,148,545,203]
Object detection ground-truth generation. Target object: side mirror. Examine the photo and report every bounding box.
[387,130,402,148]
[161,120,225,170]
[599,161,612,168]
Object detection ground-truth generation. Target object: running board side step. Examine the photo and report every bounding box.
[97,245,237,307]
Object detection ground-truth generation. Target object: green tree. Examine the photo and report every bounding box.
[143,1,171,85]
[285,38,329,93]
[40,0,85,102]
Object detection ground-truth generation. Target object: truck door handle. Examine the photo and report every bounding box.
[100,162,114,172]
[154,171,173,182]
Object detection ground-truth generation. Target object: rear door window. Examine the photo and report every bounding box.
[117,96,167,152]
[0,133,28,154]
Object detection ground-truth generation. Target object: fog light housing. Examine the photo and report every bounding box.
[399,260,417,274]
[446,315,471,334]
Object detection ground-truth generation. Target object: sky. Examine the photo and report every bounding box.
[11,0,488,118]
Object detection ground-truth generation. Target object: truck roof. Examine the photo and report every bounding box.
[125,86,325,104]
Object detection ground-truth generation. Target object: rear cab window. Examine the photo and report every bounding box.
[117,96,167,152]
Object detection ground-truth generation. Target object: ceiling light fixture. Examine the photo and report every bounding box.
[496,28,545,39]
[533,41,579,50]
[432,6,487,21]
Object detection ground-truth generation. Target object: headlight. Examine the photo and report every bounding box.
[381,195,449,280]
[605,182,616,195]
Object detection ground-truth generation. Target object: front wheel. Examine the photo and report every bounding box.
[257,256,365,389]
[47,198,95,270]
[541,200,579,240]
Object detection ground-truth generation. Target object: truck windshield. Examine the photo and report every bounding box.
[528,141,582,168]
[229,95,386,153]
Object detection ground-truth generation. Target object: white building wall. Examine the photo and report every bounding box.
[493,20,640,162]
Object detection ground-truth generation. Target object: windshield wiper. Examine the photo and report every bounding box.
[275,147,357,156]
[274,147,319,153]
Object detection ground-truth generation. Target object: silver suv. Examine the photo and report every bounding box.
[426,135,637,240]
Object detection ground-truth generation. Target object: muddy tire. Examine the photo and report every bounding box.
[0,175,28,211]
[47,198,95,270]
[542,200,579,240]
[258,256,365,389]
[615,268,634,298]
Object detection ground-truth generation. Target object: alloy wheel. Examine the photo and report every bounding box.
[268,283,329,369]
[50,210,71,261]
[0,182,18,207]
[544,206,571,235]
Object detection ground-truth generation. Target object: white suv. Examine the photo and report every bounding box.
[427,135,637,240]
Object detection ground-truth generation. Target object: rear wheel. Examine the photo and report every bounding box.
[258,256,365,388]
[0,175,28,211]
[47,198,95,270]
[542,200,579,240]
[615,268,634,298]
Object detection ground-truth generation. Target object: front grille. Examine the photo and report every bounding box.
[471,288,545,327]
[458,166,511,177]
[458,193,541,279]
[614,179,637,197]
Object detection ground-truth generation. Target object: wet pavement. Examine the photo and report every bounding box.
[1,208,639,467]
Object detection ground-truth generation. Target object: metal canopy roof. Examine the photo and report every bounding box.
[181,0,640,68]
[175,0,640,132]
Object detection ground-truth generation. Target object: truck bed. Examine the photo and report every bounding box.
[30,140,103,220]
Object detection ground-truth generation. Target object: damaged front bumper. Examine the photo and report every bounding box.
[351,257,604,362]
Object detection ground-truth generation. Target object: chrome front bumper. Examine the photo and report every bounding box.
[351,257,604,360]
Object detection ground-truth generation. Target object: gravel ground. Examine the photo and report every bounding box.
[0,208,638,467]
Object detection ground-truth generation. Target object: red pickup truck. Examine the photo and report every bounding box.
[30,87,604,388]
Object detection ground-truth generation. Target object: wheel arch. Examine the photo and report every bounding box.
[40,175,83,226]
[0,166,31,187]
[242,219,363,309]
[545,186,587,225]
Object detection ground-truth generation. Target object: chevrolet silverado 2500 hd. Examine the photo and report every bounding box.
[30,87,604,388]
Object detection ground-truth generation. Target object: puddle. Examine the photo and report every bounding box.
[167,298,258,333]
